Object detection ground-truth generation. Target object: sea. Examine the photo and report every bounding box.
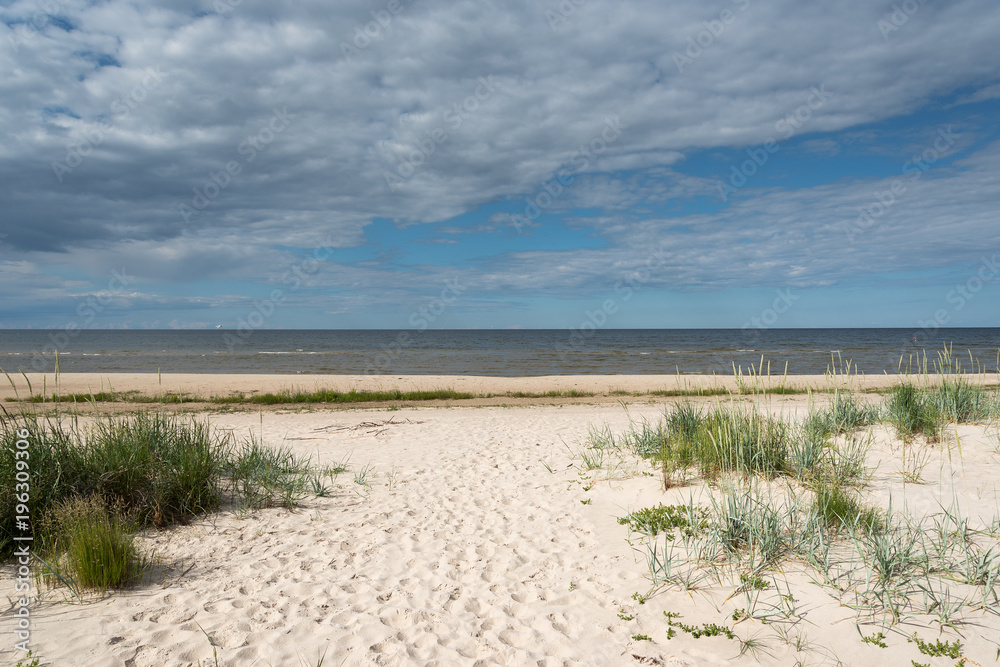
[0,328,998,377]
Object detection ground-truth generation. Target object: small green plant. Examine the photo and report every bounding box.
[15,651,40,667]
[900,445,931,484]
[580,498,592,505]
[617,503,710,538]
[631,591,647,604]
[325,456,350,476]
[632,634,653,641]
[309,472,331,497]
[617,609,635,621]
[907,633,962,658]
[579,445,607,471]
[861,631,887,648]
[353,463,375,487]
[663,610,735,640]
[739,572,771,591]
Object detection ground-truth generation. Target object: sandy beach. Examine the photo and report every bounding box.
[3,376,1000,666]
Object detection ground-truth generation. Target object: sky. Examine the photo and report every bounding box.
[1,0,999,331]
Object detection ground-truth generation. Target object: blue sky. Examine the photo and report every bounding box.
[1,0,999,330]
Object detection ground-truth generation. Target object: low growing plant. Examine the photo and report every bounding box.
[617,504,710,538]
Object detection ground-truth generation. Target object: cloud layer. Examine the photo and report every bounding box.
[1,0,999,327]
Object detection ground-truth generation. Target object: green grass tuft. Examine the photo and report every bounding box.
[812,482,882,534]
[885,383,943,441]
[40,496,148,592]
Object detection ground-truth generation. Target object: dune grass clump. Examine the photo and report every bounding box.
[885,383,943,441]
[931,375,996,423]
[882,347,999,440]
[39,496,148,592]
[812,482,883,534]
[712,485,789,567]
[83,412,223,526]
[653,402,791,485]
[803,390,877,438]
[0,413,85,557]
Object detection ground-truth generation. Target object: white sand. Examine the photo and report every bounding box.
[3,393,1000,665]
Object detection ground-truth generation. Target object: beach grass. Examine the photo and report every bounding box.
[13,387,479,405]
[38,495,149,593]
[0,407,328,592]
[643,401,792,483]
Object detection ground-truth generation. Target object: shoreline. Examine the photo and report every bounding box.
[3,371,999,406]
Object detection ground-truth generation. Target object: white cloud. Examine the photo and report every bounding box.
[1,0,999,323]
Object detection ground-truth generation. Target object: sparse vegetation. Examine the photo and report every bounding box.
[664,611,735,640]
[592,368,1000,659]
